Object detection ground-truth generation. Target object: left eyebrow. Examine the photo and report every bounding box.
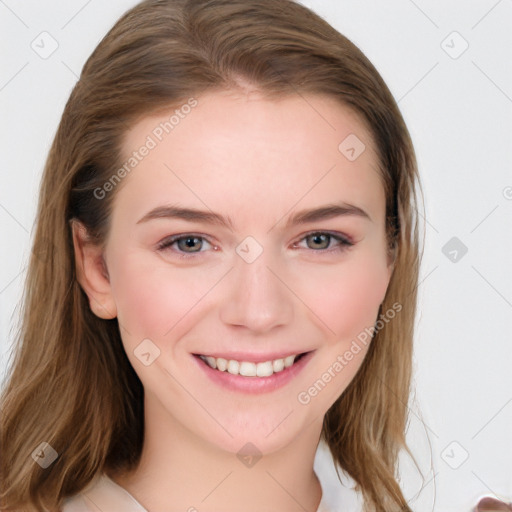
[283,203,372,228]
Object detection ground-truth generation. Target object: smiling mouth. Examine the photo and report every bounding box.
[195,352,310,378]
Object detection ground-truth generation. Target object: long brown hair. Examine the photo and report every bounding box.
[0,1,422,510]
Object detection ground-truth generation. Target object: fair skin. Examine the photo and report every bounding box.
[73,89,393,512]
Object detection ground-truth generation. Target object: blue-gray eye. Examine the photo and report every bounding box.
[157,235,212,254]
[299,232,353,251]
[293,231,354,254]
[306,233,331,249]
[176,236,203,252]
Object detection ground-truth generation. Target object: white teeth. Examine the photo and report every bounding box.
[284,355,295,368]
[239,361,257,377]
[272,359,285,373]
[227,360,240,375]
[256,361,273,377]
[198,353,302,377]
[205,356,217,369]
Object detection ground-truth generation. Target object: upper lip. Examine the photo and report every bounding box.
[193,350,312,363]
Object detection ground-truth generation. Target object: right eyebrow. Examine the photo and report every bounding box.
[136,205,235,230]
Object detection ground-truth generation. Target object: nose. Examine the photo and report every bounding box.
[218,246,294,333]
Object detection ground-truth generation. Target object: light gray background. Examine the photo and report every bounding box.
[1,1,511,510]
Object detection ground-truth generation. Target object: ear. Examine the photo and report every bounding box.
[386,243,397,282]
[70,219,117,319]
[379,243,396,305]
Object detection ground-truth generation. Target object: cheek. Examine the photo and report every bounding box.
[297,251,389,341]
[107,252,226,345]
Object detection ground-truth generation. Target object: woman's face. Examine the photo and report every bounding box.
[85,89,393,455]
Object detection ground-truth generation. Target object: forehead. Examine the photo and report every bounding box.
[123,89,378,164]
[115,90,384,227]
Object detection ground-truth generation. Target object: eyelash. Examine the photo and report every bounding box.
[156,231,354,259]
[292,231,354,252]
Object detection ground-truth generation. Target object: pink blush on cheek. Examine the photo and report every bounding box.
[311,269,388,342]
[112,263,226,351]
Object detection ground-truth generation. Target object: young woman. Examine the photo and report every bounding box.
[1,1,425,510]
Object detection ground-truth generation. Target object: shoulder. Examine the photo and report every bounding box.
[61,494,94,512]
[61,473,147,512]
[60,475,105,512]
[60,473,147,512]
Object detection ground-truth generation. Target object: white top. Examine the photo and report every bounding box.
[61,440,362,512]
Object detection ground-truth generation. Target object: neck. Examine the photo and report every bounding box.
[109,393,325,512]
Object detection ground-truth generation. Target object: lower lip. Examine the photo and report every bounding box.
[192,352,314,394]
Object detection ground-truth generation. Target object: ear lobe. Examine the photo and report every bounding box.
[70,220,117,320]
